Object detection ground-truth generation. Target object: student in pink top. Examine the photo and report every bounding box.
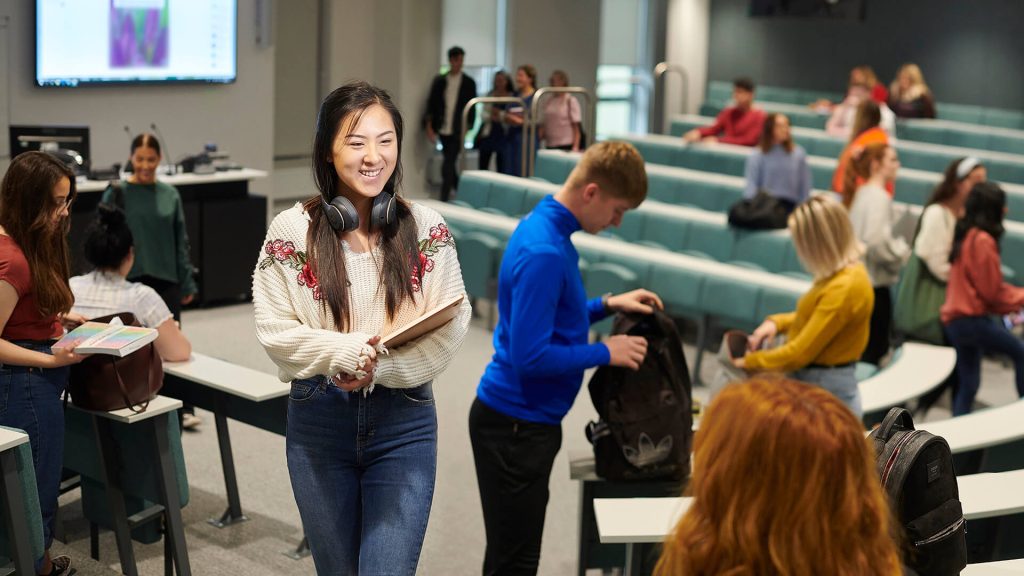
[539,70,583,152]
[941,182,1024,415]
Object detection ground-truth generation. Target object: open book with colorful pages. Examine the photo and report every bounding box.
[381,294,465,349]
[52,320,158,357]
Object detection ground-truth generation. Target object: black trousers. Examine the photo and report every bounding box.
[469,397,562,576]
[440,134,462,202]
[863,285,893,365]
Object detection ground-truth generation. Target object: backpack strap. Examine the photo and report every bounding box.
[107,182,126,210]
[877,407,915,442]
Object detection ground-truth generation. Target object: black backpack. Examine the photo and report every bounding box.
[585,311,692,481]
[869,408,967,575]
[727,190,789,230]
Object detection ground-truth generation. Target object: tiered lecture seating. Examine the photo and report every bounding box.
[530,150,1024,287]
[669,113,1024,185]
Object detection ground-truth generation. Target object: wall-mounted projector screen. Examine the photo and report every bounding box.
[36,0,237,87]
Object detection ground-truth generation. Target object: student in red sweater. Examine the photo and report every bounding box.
[941,182,1024,416]
[683,77,766,146]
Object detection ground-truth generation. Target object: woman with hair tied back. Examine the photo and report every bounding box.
[655,376,903,576]
[0,151,88,576]
[70,204,191,362]
[941,182,1024,416]
[832,100,893,197]
[735,196,874,417]
[252,81,470,574]
[843,143,911,366]
[742,113,811,212]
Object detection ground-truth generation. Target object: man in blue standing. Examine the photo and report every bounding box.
[469,141,664,575]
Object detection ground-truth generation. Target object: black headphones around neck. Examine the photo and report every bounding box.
[321,191,396,232]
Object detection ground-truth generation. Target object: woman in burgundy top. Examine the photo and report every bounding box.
[941,181,1024,416]
[0,151,87,575]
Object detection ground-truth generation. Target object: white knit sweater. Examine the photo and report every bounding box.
[252,201,471,388]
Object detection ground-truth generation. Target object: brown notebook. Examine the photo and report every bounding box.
[381,294,465,348]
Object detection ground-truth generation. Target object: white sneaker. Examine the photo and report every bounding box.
[181,413,202,430]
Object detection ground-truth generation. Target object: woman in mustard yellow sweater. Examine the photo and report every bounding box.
[735,196,874,416]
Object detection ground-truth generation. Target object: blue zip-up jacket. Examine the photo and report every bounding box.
[476,196,611,425]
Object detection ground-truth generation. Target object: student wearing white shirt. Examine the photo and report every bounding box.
[425,46,478,202]
[70,204,191,362]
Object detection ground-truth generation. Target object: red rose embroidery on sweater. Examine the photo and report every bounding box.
[258,239,319,300]
[411,223,455,292]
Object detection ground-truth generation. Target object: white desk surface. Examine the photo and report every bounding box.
[593,497,692,544]
[593,470,1024,547]
[918,398,1024,454]
[860,343,957,414]
[70,394,182,424]
[0,427,29,453]
[163,352,288,402]
[76,168,268,193]
[963,559,1024,575]
[959,469,1024,520]
[906,118,1024,139]
[427,201,810,295]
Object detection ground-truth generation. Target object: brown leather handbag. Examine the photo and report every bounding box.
[66,312,164,413]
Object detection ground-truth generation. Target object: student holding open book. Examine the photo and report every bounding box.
[0,151,87,575]
[252,81,470,575]
[69,204,191,362]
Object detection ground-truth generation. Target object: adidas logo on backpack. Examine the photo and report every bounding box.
[869,407,967,575]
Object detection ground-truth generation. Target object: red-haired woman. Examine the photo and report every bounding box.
[0,151,88,575]
[655,376,902,575]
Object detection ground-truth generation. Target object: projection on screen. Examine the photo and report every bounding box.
[36,0,237,87]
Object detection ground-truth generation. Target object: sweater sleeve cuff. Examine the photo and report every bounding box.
[593,342,612,366]
[587,296,608,323]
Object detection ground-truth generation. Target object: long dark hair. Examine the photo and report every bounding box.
[950,181,1006,264]
[0,151,76,316]
[302,81,420,331]
[850,100,881,143]
[758,113,792,153]
[926,157,983,207]
[85,204,134,270]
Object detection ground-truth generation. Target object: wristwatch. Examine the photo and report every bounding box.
[601,292,613,314]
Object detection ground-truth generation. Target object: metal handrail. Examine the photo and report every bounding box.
[459,96,529,176]
[654,62,689,133]
[527,86,595,177]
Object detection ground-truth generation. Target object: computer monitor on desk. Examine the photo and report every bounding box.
[8,125,91,175]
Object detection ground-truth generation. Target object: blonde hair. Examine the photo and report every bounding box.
[788,195,863,280]
[893,63,931,100]
[565,141,647,206]
[655,376,902,576]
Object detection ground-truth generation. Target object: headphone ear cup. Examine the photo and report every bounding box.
[370,192,397,230]
[322,195,359,232]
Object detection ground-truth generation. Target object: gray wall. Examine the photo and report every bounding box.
[707,0,1024,109]
[507,0,601,96]
[1,1,275,193]
[273,0,320,160]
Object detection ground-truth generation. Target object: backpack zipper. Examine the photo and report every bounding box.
[914,517,964,547]
[881,430,920,487]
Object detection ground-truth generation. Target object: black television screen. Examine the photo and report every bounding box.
[36,0,237,87]
[751,0,865,19]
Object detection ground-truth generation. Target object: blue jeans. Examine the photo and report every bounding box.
[286,376,438,575]
[0,341,69,570]
[944,316,1024,416]
[792,364,861,418]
